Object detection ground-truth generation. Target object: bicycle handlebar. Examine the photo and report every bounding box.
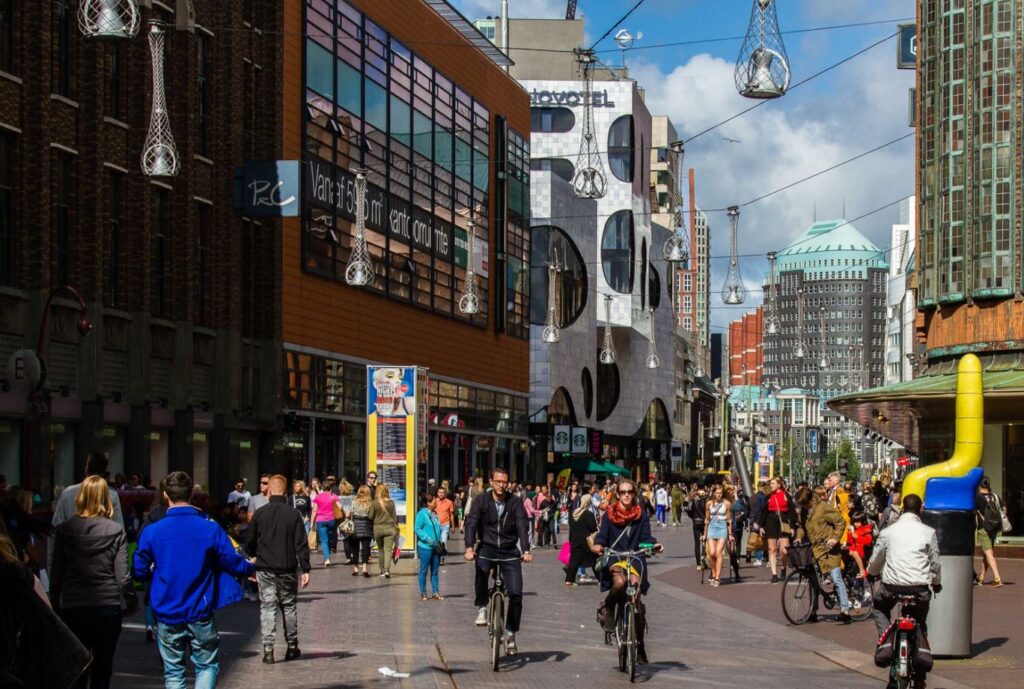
[476,555,524,562]
[607,548,656,558]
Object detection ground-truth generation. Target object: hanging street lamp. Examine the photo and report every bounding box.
[735,0,791,99]
[645,307,660,369]
[765,251,780,335]
[345,171,375,286]
[141,23,180,177]
[458,219,480,314]
[542,261,561,344]
[794,287,806,359]
[722,206,746,304]
[571,49,607,199]
[78,0,140,40]
[662,141,690,264]
[599,295,616,364]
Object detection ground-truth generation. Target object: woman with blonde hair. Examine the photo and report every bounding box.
[50,475,132,689]
[369,484,399,578]
[702,484,733,587]
[348,485,374,577]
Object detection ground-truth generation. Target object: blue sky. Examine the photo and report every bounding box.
[451,0,917,332]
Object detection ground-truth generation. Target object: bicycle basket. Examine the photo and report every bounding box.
[787,542,815,571]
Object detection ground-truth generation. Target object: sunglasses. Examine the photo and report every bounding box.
[619,489,635,495]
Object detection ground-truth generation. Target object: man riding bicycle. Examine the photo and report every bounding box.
[867,493,941,689]
[593,478,664,665]
[464,467,533,655]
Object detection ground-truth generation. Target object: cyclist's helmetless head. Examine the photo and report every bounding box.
[617,480,637,507]
[490,468,510,498]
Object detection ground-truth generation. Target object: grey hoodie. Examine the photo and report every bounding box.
[50,516,130,610]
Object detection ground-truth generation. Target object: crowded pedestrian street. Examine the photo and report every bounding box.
[105,522,1008,689]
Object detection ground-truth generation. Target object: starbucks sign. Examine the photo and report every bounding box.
[553,425,571,453]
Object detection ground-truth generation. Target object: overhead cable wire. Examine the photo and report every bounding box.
[588,0,650,51]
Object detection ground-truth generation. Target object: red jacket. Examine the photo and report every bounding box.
[848,523,874,558]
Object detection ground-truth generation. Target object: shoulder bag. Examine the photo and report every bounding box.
[331,496,344,522]
[594,525,631,574]
[431,517,447,557]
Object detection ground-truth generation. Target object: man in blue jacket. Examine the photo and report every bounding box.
[134,471,254,689]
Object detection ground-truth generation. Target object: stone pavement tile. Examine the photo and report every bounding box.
[111,524,955,688]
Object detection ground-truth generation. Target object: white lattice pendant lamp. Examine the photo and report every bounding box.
[663,142,689,263]
[458,220,480,314]
[79,0,140,40]
[817,305,829,370]
[571,49,607,200]
[345,171,375,286]
[141,24,179,177]
[600,295,616,364]
[542,262,560,344]
[645,308,660,369]
[721,206,746,304]
[765,250,780,335]
[735,0,791,100]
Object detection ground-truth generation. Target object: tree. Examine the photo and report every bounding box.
[817,439,857,485]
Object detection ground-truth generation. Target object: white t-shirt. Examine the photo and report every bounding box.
[228,489,251,509]
[655,488,669,507]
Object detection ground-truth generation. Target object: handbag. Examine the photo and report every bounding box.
[779,512,793,537]
[339,518,355,535]
[392,544,401,564]
[558,540,572,565]
[746,530,763,553]
[594,526,631,574]
[308,527,318,550]
[332,499,344,521]
[431,517,447,557]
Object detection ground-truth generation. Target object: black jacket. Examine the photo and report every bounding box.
[245,496,310,574]
[465,490,531,554]
[50,515,130,611]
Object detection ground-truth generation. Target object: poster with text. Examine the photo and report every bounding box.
[367,366,418,551]
[756,443,775,481]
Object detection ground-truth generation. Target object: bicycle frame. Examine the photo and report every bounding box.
[892,596,921,685]
[478,555,521,671]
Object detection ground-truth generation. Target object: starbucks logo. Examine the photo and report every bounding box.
[556,431,569,445]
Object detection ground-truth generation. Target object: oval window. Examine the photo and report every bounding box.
[607,115,634,182]
[530,226,589,326]
[601,211,634,293]
[649,265,661,310]
[596,358,620,422]
[640,238,648,308]
[530,157,575,182]
[581,367,594,420]
[530,107,576,133]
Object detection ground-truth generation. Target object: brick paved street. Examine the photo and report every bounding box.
[110,521,1007,689]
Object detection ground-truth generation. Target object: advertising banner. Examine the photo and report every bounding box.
[553,425,571,453]
[756,443,775,481]
[571,427,588,455]
[367,366,418,551]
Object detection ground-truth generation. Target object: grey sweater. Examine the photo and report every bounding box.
[50,516,130,610]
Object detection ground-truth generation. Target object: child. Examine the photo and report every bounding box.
[847,511,874,580]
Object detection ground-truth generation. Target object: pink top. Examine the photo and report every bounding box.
[523,496,538,517]
[312,492,339,523]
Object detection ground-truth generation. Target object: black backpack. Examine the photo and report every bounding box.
[979,494,1003,533]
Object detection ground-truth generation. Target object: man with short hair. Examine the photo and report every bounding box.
[246,474,271,522]
[465,467,532,655]
[868,493,941,689]
[52,452,124,528]
[366,471,379,499]
[227,479,251,511]
[133,472,255,688]
[434,486,455,565]
[245,474,310,664]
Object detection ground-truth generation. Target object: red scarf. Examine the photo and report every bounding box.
[607,501,642,526]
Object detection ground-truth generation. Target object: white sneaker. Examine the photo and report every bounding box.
[505,632,517,655]
[475,607,488,626]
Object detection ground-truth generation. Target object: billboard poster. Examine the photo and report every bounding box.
[367,366,418,551]
[553,425,571,453]
[756,443,775,481]
[571,427,588,454]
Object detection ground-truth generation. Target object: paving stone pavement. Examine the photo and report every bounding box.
[111,523,973,688]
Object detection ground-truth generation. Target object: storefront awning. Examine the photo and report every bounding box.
[554,458,626,476]
[828,363,1024,452]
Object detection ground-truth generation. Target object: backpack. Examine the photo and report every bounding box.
[861,492,879,518]
[980,493,1003,534]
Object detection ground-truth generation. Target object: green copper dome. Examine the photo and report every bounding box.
[775,219,888,278]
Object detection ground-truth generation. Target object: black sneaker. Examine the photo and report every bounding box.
[770,574,779,584]
[285,644,301,661]
[262,646,275,664]
[636,642,649,665]
[837,612,852,625]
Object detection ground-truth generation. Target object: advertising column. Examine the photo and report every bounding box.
[366,366,421,552]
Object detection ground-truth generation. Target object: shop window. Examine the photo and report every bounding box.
[530,225,587,326]
[596,359,620,422]
[530,107,575,133]
[601,210,634,293]
[607,115,634,182]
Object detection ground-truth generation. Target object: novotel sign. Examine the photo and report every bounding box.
[529,89,616,108]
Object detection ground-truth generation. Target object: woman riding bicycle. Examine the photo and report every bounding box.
[805,485,853,624]
[593,478,664,665]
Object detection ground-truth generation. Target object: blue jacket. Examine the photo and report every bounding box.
[133,506,254,625]
[595,509,657,595]
[414,507,441,550]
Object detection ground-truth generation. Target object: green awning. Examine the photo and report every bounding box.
[554,458,625,475]
[828,364,1024,452]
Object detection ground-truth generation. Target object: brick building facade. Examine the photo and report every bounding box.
[0,0,284,503]
[728,307,763,387]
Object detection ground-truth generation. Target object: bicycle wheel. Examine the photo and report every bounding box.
[848,578,874,622]
[490,593,504,671]
[781,570,815,625]
[626,603,637,682]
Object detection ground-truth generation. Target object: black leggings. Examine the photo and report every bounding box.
[692,524,704,565]
[604,571,646,643]
[730,523,745,578]
[564,548,594,584]
[61,606,122,689]
[349,536,372,565]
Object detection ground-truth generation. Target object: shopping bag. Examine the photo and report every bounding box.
[558,540,572,565]
[392,544,401,564]
[746,530,763,553]
[308,528,318,550]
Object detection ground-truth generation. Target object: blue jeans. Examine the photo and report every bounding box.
[828,567,851,611]
[656,505,667,524]
[156,618,219,689]
[316,520,336,562]
[439,524,451,547]
[418,547,440,595]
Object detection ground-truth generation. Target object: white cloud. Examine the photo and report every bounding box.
[630,43,914,332]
